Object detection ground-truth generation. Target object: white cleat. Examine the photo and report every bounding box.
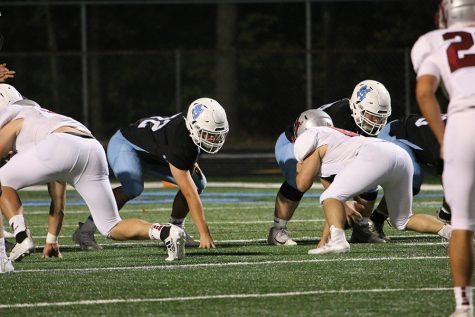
[450,307,474,317]
[9,231,35,262]
[0,257,14,273]
[163,224,186,261]
[308,239,350,255]
[267,227,297,246]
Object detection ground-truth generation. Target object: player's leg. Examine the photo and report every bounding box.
[269,133,303,245]
[141,161,205,247]
[73,138,186,261]
[0,213,13,273]
[0,134,73,261]
[310,143,394,254]
[375,124,424,240]
[444,112,475,315]
[381,144,451,238]
[72,130,145,250]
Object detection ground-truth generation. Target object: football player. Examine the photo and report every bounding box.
[0,91,187,262]
[294,125,452,255]
[268,80,391,246]
[411,0,475,315]
[0,84,72,263]
[72,98,229,250]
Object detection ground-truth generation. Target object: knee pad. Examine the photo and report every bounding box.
[279,181,304,202]
[122,181,144,199]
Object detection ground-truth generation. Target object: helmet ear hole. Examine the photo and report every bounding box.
[185,98,229,154]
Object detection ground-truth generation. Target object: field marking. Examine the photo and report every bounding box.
[0,287,451,309]
[11,255,448,275]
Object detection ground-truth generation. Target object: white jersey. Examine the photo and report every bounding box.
[411,27,475,115]
[0,101,91,152]
[293,126,383,177]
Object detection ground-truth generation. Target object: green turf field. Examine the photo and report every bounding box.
[0,185,453,317]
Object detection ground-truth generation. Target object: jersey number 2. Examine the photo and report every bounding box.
[443,31,475,72]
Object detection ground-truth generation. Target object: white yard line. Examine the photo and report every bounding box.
[0,286,451,309]
[11,255,448,275]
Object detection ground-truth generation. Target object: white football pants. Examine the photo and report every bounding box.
[0,132,121,236]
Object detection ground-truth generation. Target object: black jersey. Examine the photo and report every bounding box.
[120,113,199,170]
[388,114,446,174]
[317,99,374,137]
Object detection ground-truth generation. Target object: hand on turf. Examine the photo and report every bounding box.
[344,201,364,227]
[199,235,216,249]
[42,243,63,259]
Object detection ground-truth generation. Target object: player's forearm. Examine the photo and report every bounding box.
[418,96,445,145]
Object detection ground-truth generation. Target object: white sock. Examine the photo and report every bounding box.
[454,286,473,309]
[169,217,185,228]
[273,217,288,229]
[8,215,26,236]
[329,225,346,242]
[148,223,163,240]
[438,224,452,240]
[0,238,6,258]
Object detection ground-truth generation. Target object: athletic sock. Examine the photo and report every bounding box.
[273,217,288,229]
[148,223,171,241]
[454,286,473,310]
[169,217,185,228]
[9,215,27,243]
[0,238,6,258]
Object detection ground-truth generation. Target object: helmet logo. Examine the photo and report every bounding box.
[356,85,373,102]
[191,103,205,120]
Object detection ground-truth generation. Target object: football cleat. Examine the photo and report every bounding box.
[450,307,474,317]
[350,218,386,243]
[438,208,452,224]
[267,227,297,246]
[184,230,200,247]
[9,230,34,262]
[72,221,103,251]
[0,256,14,273]
[162,224,186,261]
[308,239,350,255]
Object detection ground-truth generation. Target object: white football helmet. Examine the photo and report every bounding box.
[293,109,333,140]
[437,0,475,29]
[0,84,22,110]
[185,98,229,154]
[349,80,391,136]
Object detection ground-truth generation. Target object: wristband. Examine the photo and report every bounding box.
[46,232,58,244]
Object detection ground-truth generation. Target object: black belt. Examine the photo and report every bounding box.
[64,131,95,139]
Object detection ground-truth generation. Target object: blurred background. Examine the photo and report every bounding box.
[0,0,443,176]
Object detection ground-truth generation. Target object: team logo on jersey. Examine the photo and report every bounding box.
[356,85,373,101]
[191,103,205,120]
